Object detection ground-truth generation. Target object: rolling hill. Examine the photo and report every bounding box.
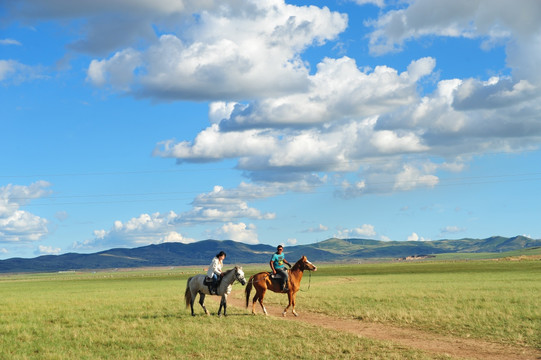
[0,235,540,273]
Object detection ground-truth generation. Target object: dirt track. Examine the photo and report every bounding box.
[211,293,540,360]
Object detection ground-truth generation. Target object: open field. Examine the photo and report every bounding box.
[1,258,540,359]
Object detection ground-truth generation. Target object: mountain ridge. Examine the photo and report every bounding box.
[1,235,540,273]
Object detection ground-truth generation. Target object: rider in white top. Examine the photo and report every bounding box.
[207,251,226,294]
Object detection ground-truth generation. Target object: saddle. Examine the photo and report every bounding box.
[204,276,220,295]
[269,272,284,279]
[269,272,289,292]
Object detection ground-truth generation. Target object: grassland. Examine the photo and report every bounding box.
[1,258,539,359]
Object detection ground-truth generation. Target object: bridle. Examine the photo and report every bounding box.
[235,268,246,285]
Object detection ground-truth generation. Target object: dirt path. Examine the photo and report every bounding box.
[212,294,540,360]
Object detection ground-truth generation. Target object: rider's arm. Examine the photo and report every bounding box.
[211,258,221,276]
[284,259,291,267]
[269,259,276,274]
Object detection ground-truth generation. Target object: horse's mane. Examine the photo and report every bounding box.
[222,266,239,276]
[291,256,306,271]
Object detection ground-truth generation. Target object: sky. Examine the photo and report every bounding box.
[1,0,541,259]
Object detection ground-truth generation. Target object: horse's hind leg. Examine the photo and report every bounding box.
[189,289,197,316]
[190,297,195,316]
[199,292,210,315]
[218,295,227,317]
[251,293,259,315]
[256,289,268,316]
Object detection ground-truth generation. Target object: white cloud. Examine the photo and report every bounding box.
[354,0,384,7]
[441,226,466,234]
[335,224,376,238]
[151,55,442,189]
[212,222,259,244]
[80,1,347,100]
[178,184,276,224]
[379,235,391,242]
[75,211,196,251]
[366,0,541,85]
[0,39,22,46]
[407,232,429,241]
[0,60,20,82]
[287,238,297,245]
[304,224,329,233]
[393,164,439,191]
[38,245,62,255]
[86,48,141,90]
[0,60,47,84]
[0,181,51,243]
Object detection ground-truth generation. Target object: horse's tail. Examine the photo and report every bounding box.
[184,276,193,308]
[245,275,254,308]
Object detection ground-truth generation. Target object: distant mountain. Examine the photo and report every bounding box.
[1,236,540,273]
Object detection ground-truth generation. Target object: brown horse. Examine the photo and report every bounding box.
[245,256,317,317]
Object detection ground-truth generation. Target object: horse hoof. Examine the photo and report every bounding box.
[282,312,287,317]
[293,311,298,317]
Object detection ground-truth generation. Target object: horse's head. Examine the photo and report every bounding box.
[297,256,317,272]
[234,266,247,286]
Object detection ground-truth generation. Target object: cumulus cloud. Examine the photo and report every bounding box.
[178,185,276,224]
[365,0,541,85]
[407,232,430,241]
[287,238,298,245]
[79,0,347,100]
[82,182,287,250]
[0,181,51,243]
[335,224,376,238]
[38,245,62,255]
[154,56,437,186]
[211,222,259,244]
[75,211,196,251]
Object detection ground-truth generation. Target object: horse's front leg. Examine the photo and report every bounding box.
[199,293,210,315]
[218,294,227,317]
[282,291,292,317]
[291,292,298,317]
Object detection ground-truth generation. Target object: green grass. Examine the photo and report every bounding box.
[434,246,541,260]
[242,260,541,349]
[0,269,446,360]
[1,260,539,359]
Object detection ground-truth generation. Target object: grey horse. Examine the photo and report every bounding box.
[184,265,246,316]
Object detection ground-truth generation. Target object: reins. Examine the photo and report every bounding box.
[299,269,312,292]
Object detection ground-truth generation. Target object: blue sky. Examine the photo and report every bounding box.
[1,0,541,259]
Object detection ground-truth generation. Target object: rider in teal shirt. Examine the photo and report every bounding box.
[270,245,291,291]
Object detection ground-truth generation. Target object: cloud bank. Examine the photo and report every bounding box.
[4,0,541,251]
